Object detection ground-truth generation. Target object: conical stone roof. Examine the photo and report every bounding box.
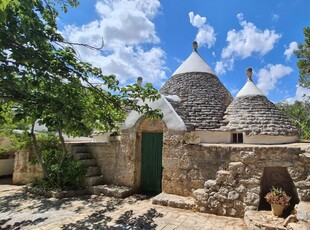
[220,77,298,136]
[160,42,233,131]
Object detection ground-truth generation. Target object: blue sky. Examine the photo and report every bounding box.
[57,0,310,102]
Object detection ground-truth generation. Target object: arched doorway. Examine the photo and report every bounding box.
[136,118,166,195]
[140,132,163,194]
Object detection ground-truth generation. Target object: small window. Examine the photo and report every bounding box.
[232,133,243,143]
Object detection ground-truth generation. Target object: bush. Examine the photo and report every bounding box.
[32,134,87,191]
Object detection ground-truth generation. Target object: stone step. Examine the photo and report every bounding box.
[72,145,88,154]
[80,159,97,167]
[74,152,92,160]
[152,192,196,211]
[84,176,104,186]
[86,166,101,177]
[88,185,134,198]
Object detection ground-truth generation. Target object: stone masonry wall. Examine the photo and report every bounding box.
[86,132,138,188]
[13,149,43,184]
[162,134,310,217]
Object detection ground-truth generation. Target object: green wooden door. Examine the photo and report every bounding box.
[140,132,163,195]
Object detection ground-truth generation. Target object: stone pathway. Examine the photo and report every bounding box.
[0,185,247,230]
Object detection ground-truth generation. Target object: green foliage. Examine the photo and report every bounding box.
[33,134,86,190]
[0,102,32,150]
[277,100,310,140]
[295,27,310,89]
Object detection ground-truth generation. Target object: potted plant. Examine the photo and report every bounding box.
[265,187,291,216]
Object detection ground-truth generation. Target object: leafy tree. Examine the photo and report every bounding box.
[0,0,162,187]
[295,27,310,89]
[277,100,310,140]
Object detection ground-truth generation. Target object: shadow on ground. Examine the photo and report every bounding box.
[0,189,88,214]
[0,188,163,230]
[62,207,163,230]
[0,217,48,230]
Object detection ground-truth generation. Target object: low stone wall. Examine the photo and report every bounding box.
[162,136,310,217]
[13,149,43,184]
[86,139,136,188]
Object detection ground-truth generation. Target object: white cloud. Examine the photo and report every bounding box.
[215,59,234,75]
[286,85,310,103]
[62,0,166,86]
[284,41,298,60]
[188,12,216,48]
[217,13,281,75]
[257,64,293,95]
[222,13,281,59]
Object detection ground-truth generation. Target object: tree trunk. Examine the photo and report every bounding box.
[57,128,67,185]
[58,128,67,156]
[30,122,49,179]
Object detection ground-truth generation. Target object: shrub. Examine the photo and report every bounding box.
[32,134,87,191]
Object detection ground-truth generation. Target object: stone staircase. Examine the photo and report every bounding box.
[72,145,104,187]
[72,145,134,198]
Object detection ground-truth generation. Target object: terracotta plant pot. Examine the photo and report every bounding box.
[271,203,285,216]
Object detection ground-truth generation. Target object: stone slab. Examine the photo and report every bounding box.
[295,201,310,223]
[152,192,196,210]
[244,210,286,230]
[88,184,134,198]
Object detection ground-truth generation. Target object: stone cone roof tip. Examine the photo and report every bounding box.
[172,50,216,76]
[236,80,264,98]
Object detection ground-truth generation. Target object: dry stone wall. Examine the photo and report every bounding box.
[162,134,310,217]
[13,149,43,184]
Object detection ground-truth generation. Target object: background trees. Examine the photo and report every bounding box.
[278,27,310,140]
[295,27,310,89]
[277,100,310,140]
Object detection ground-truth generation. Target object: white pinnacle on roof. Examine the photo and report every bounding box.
[236,80,264,98]
[236,68,264,98]
[172,42,215,76]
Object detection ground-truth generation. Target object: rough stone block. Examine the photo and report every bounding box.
[295,201,310,223]
[84,176,104,186]
[228,162,245,175]
[287,222,310,230]
[193,188,208,202]
[228,191,239,200]
[215,170,232,184]
[283,215,298,227]
[243,192,260,206]
[240,151,257,164]
[204,179,218,192]
[88,184,134,198]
